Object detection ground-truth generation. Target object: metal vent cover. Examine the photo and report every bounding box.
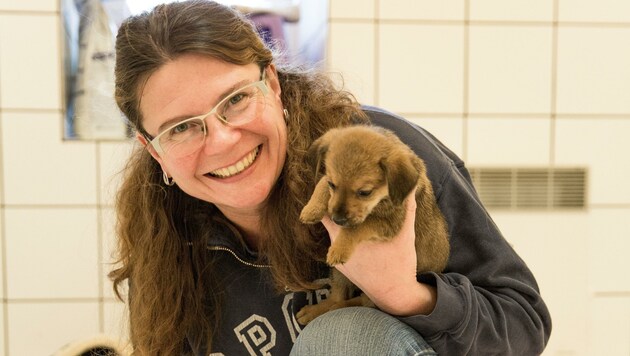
[469,167,587,210]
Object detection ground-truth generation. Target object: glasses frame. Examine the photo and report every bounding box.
[146,67,269,157]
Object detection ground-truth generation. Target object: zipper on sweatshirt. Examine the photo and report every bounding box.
[204,245,294,291]
[206,245,271,268]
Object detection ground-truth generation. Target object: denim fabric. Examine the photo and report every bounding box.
[290,307,437,356]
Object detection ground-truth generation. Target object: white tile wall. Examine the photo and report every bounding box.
[555,118,630,205]
[469,0,553,22]
[4,208,99,299]
[0,14,61,110]
[0,0,627,354]
[408,117,465,159]
[379,24,464,113]
[103,300,129,346]
[329,0,375,19]
[0,0,134,351]
[467,117,551,166]
[98,140,136,207]
[589,296,630,356]
[101,207,117,299]
[7,302,99,355]
[0,305,4,356]
[1,112,97,205]
[588,208,630,293]
[556,27,630,114]
[493,211,590,356]
[327,0,630,355]
[559,0,630,23]
[327,22,376,105]
[468,25,553,114]
[379,0,465,21]
[0,0,57,12]
[0,209,4,299]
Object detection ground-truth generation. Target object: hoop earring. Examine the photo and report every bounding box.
[162,171,175,186]
[283,108,289,120]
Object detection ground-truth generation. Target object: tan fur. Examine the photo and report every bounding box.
[296,125,450,325]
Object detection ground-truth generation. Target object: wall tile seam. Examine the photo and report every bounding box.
[328,18,630,28]
[0,204,109,209]
[593,291,630,298]
[589,204,630,209]
[1,297,119,303]
[379,112,630,119]
[461,0,470,162]
[0,108,61,113]
[549,0,559,166]
[0,39,7,355]
[0,10,58,16]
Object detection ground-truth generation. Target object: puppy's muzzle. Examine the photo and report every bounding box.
[331,214,349,227]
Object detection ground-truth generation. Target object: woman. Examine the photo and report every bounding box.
[110,1,551,355]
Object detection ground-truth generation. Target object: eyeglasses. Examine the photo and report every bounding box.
[146,68,269,158]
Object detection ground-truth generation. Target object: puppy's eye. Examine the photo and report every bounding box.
[327,181,336,190]
[357,189,373,197]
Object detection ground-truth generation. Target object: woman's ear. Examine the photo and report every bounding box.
[136,132,163,164]
[266,64,282,100]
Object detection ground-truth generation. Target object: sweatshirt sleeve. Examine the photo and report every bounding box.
[400,160,552,355]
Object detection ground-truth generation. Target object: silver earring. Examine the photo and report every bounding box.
[162,171,175,186]
[283,108,289,120]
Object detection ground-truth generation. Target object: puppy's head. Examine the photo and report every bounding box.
[307,126,421,227]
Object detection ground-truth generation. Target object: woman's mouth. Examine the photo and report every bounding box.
[207,146,260,178]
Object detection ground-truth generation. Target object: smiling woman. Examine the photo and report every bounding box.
[109,1,370,354]
[109,1,551,355]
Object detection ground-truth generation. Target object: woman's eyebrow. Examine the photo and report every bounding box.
[155,78,254,134]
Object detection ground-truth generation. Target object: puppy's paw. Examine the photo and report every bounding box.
[326,247,348,266]
[299,207,325,224]
[296,305,317,325]
[296,303,331,325]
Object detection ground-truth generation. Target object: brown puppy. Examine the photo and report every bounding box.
[296,125,449,325]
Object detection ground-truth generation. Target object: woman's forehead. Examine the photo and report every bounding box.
[139,55,259,134]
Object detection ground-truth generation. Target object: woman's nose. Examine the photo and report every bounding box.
[202,116,241,155]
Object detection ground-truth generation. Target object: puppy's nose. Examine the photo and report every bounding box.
[331,215,348,226]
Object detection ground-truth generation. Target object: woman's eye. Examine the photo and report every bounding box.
[228,92,246,106]
[327,181,336,190]
[171,122,190,134]
[357,189,372,197]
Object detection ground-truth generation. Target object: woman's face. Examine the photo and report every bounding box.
[139,54,287,214]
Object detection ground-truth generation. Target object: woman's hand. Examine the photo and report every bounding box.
[321,188,437,316]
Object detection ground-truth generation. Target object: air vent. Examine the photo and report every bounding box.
[469,167,587,210]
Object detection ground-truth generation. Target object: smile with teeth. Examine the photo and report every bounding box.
[208,146,260,178]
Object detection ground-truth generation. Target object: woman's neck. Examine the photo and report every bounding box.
[220,207,264,250]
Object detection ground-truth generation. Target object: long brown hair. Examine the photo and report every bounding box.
[110,1,367,354]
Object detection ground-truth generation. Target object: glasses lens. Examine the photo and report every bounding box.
[218,83,266,125]
[158,118,206,158]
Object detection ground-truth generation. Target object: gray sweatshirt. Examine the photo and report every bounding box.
[188,106,552,355]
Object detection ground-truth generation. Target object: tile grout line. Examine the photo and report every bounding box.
[373,0,380,106]
[2,297,115,303]
[549,0,560,209]
[328,17,630,28]
[0,27,9,356]
[549,0,560,168]
[0,204,105,209]
[385,112,630,119]
[462,0,470,162]
[95,143,105,333]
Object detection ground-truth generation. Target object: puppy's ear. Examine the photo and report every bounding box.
[306,130,334,176]
[380,150,420,205]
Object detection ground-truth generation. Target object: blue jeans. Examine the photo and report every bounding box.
[290,307,437,356]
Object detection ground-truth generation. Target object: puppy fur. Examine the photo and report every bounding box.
[296,125,450,325]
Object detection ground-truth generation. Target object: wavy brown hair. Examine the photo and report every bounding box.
[110,0,368,354]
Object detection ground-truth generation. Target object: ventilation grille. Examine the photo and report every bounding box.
[469,167,587,210]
